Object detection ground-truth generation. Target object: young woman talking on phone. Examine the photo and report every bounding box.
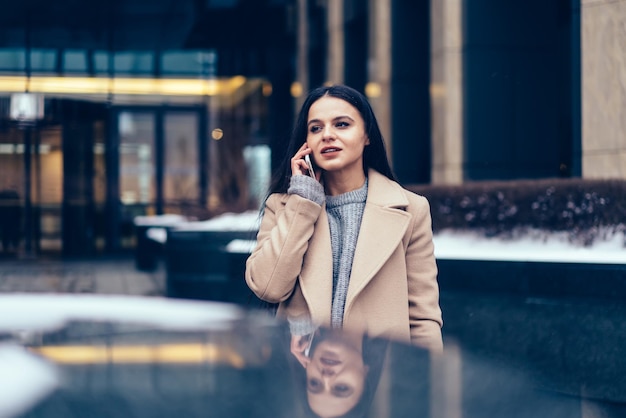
[245,84,443,352]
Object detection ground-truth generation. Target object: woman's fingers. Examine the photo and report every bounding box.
[291,156,307,176]
[290,335,311,368]
[291,144,312,176]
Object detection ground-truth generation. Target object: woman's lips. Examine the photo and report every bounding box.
[321,147,341,154]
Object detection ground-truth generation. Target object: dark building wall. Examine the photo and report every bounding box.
[343,0,368,94]
[391,0,431,184]
[308,0,328,90]
[463,0,580,180]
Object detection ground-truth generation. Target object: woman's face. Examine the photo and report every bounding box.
[306,96,369,180]
[305,337,369,417]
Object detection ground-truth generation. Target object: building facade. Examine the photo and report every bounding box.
[311,0,624,184]
[0,0,624,258]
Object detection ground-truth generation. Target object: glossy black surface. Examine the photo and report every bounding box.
[1,292,624,418]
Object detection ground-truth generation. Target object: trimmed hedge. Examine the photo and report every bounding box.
[407,178,626,247]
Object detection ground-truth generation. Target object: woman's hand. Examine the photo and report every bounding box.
[290,334,312,368]
[291,143,320,181]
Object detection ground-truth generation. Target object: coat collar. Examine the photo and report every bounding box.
[300,169,412,324]
[364,169,410,209]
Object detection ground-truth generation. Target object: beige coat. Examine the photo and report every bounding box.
[245,169,443,351]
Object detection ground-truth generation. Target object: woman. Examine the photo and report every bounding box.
[245,84,443,351]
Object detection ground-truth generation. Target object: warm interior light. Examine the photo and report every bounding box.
[429,83,445,98]
[290,81,303,98]
[211,128,224,140]
[0,143,51,154]
[365,82,382,98]
[0,75,249,97]
[30,343,248,367]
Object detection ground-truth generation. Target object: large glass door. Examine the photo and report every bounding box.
[163,112,200,213]
[0,125,29,258]
[0,125,62,257]
[118,111,156,249]
[115,107,202,250]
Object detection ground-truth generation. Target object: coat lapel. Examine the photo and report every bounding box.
[345,170,411,307]
[298,170,411,325]
[299,208,333,324]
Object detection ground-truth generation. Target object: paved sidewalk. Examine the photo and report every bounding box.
[0,256,165,296]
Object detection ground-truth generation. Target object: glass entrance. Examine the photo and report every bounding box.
[163,112,199,212]
[118,111,156,249]
[116,107,202,250]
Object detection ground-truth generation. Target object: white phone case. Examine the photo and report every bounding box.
[304,154,316,178]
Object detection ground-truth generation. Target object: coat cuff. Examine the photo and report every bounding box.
[288,316,317,336]
[288,174,325,206]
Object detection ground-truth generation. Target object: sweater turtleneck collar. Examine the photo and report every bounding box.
[325,178,368,209]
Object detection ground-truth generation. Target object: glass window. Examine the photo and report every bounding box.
[164,112,199,205]
[30,49,57,72]
[114,52,154,75]
[0,49,25,71]
[119,112,155,206]
[63,50,88,72]
[161,51,210,75]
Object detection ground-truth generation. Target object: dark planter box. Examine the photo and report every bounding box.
[134,225,163,271]
[164,229,259,306]
[437,258,626,301]
[133,215,187,272]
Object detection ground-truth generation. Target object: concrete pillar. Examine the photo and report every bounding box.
[367,0,393,163]
[326,0,344,85]
[581,0,626,179]
[295,0,309,112]
[430,0,464,184]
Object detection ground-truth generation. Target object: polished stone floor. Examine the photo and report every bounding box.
[0,255,165,296]
[1,255,625,417]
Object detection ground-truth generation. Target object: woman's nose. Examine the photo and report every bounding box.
[322,125,335,140]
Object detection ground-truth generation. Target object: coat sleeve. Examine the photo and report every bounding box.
[406,194,444,352]
[245,193,323,303]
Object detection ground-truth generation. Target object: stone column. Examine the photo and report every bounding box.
[326,0,344,85]
[295,0,309,112]
[430,0,464,184]
[367,0,393,163]
[581,0,626,179]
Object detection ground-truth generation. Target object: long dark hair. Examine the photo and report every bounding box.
[265,84,396,199]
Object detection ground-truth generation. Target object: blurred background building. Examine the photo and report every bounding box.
[0,0,623,258]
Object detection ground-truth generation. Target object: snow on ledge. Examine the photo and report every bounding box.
[433,229,625,264]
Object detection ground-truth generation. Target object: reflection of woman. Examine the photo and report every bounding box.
[245,84,442,350]
[289,327,387,418]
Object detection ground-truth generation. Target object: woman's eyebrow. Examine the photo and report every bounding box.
[307,115,355,126]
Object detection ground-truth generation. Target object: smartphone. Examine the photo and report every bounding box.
[304,332,315,358]
[304,154,316,178]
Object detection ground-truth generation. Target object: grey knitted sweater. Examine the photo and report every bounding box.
[325,181,367,327]
[287,174,368,331]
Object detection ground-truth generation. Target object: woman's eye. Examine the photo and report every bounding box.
[336,121,349,128]
[307,378,323,393]
[332,384,353,397]
[309,126,321,133]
